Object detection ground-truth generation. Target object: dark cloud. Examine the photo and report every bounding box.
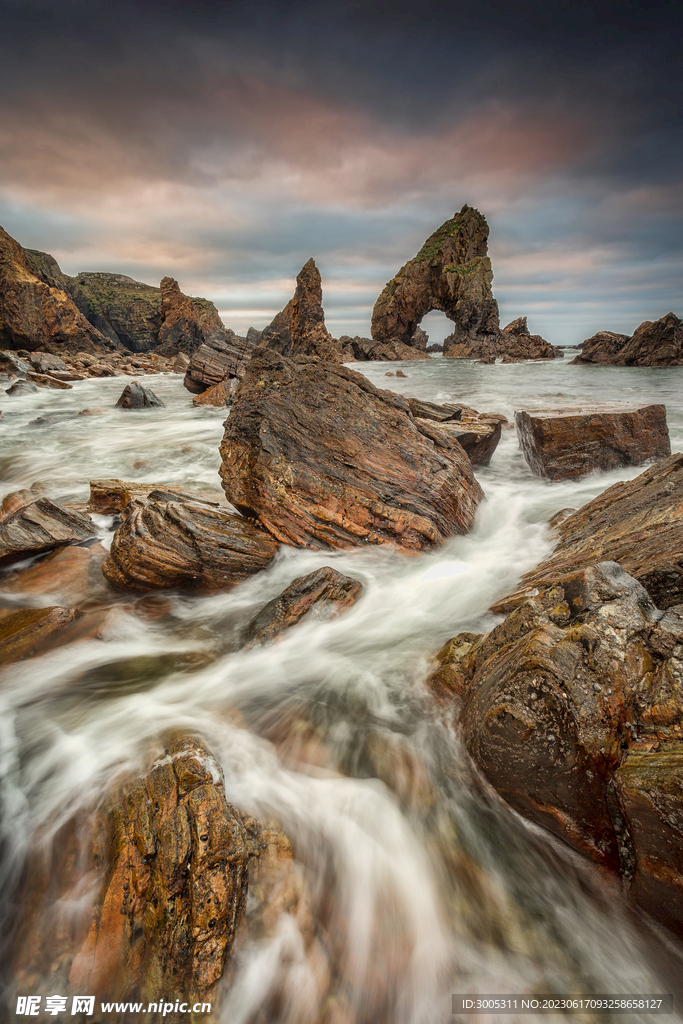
[0,0,680,346]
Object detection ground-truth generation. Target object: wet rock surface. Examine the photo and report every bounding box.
[0,498,98,566]
[416,416,502,466]
[499,317,563,362]
[11,737,298,1019]
[515,403,671,480]
[494,454,683,612]
[0,604,109,666]
[192,378,238,407]
[103,496,279,592]
[571,313,683,367]
[258,258,342,362]
[219,348,483,551]
[183,333,254,394]
[242,566,363,648]
[115,381,165,409]
[87,479,223,515]
[371,205,500,352]
[432,561,683,935]
[338,334,430,362]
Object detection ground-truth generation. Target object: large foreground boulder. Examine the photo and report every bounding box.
[103,495,279,592]
[570,313,683,366]
[219,349,484,551]
[515,403,670,480]
[12,737,309,1018]
[371,205,500,352]
[494,454,683,613]
[258,258,342,362]
[0,498,98,566]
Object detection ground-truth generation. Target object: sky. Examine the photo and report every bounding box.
[0,0,680,346]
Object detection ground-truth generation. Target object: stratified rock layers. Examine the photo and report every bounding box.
[219,349,483,551]
[515,404,670,480]
[258,258,342,362]
[371,205,499,351]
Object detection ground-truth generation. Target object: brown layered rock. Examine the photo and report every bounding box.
[613,747,683,936]
[183,333,255,394]
[219,349,483,551]
[242,566,363,648]
[0,226,115,354]
[415,417,502,466]
[570,331,630,366]
[156,277,233,359]
[26,371,72,389]
[258,258,342,362]
[493,454,683,614]
[0,498,98,566]
[500,317,563,362]
[571,313,683,367]
[434,563,666,865]
[11,737,297,1017]
[0,604,109,666]
[515,404,670,481]
[87,479,224,515]
[115,381,165,409]
[372,206,500,352]
[338,335,430,362]
[1,543,109,606]
[103,496,279,592]
[192,378,238,407]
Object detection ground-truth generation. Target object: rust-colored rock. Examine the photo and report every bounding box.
[11,737,291,1016]
[614,747,683,938]
[499,317,563,362]
[1,543,109,606]
[26,371,72,389]
[242,566,363,648]
[183,333,254,394]
[435,563,674,867]
[103,496,279,592]
[219,349,483,551]
[258,258,342,362]
[372,206,500,352]
[515,403,670,480]
[155,276,204,355]
[415,416,502,466]
[570,313,683,367]
[192,378,238,407]
[0,225,115,354]
[0,604,110,666]
[87,479,223,514]
[0,498,97,566]
[493,454,683,614]
[338,335,430,362]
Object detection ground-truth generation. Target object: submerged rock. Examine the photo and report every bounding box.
[242,566,363,648]
[103,496,279,592]
[258,258,342,362]
[515,403,670,480]
[0,604,108,666]
[219,349,483,551]
[5,379,38,396]
[493,453,683,613]
[115,381,165,408]
[0,498,98,566]
[571,313,683,367]
[372,205,500,352]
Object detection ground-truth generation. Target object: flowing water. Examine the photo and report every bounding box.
[2,354,683,1023]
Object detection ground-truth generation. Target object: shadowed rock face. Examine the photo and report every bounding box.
[0,227,115,355]
[258,258,342,362]
[0,498,98,566]
[183,333,255,393]
[103,495,279,592]
[493,454,683,613]
[156,277,233,358]
[115,381,165,408]
[337,335,430,362]
[371,205,500,351]
[242,566,363,648]
[570,313,683,367]
[515,403,671,480]
[219,348,483,551]
[499,317,563,362]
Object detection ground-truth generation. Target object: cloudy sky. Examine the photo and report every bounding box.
[0,0,680,345]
